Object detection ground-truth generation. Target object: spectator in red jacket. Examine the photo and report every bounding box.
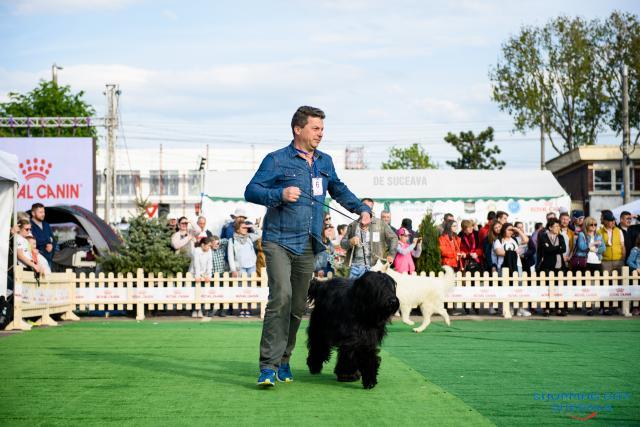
[459,219,483,272]
[478,211,496,247]
[439,220,462,270]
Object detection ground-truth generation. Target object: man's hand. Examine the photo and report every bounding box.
[386,255,394,264]
[231,271,239,278]
[45,243,53,253]
[359,211,371,228]
[282,186,301,203]
[349,236,360,247]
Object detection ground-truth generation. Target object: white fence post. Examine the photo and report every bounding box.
[135,268,145,321]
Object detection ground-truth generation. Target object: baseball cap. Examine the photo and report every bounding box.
[602,211,615,222]
[571,210,585,219]
[231,207,247,218]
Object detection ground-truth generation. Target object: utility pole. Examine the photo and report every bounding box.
[540,115,545,170]
[622,65,631,204]
[104,84,119,225]
[51,63,63,85]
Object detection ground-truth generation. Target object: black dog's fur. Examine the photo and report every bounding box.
[306,271,399,389]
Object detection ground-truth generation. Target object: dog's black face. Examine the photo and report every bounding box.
[352,271,399,326]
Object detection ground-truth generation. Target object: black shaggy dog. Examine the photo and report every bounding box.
[306,271,399,389]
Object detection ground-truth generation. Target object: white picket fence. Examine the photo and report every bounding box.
[6,266,269,331]
[5,266,640,330]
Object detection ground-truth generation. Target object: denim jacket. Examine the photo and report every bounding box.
[627,247,640,269]
[575,232,605,260]
[245,142,370,255]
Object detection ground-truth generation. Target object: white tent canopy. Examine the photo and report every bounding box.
[201,169,570,234]
[0,150,19,297]
[612,199,640,221]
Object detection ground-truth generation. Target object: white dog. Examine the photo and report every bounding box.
[370,260,455,333]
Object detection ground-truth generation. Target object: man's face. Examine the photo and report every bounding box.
[294,117,324,151]
[381,212,391,224]
[560,215,570,228]
[197,218,206,229]
[621,214,632,227]
[498,214,508,224]
[32,207,45,222]
[444,215,453,223]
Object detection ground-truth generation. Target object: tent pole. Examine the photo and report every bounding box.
[10,182,17,298]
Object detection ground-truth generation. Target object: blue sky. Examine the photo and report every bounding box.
[1,0,639,168]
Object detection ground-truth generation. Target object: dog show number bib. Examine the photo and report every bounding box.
[312,178,323,196]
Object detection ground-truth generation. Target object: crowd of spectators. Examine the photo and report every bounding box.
[434,208,640,316]
[13,199,638,319]
[168,208,263,319]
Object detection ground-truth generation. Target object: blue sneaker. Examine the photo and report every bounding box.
[257,368,276,387]
[277,363,293,383]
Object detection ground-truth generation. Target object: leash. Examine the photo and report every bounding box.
[297,191,358,222]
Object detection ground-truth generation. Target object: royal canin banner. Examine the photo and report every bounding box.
[0,138,94,212]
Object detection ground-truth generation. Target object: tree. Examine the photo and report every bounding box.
[381,143,437,169]
[98,214,191,275]
[490,16,608,154]
[0,80,97,138]
[415,212,442,274]
[444,127,506,169]
[597,11,640,145]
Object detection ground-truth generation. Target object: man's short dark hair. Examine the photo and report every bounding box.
[559,212,570,219]
[621,211,631,218]
[444,213,454,221]
[361,198,374,205]
[337,224,347,233]
[496,210,508,220]
[291,106,325,135]
[31,203,44,211]
[487,211,496,220]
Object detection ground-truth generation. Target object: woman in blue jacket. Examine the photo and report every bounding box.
[574,217,605,274]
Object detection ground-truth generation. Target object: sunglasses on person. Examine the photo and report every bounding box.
[179,222,188,225]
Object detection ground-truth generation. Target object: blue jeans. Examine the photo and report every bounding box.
[349,264,370,279]
[239,266,256,276]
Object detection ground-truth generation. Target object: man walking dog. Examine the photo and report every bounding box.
[245,106,371,387]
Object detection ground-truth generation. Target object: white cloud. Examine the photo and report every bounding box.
[413,97,473,122]
[8,0,141,15]
[161,9,178,21]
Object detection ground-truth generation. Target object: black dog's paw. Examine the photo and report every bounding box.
[336,371,361,382]
[362,378,377,389]
[307,358,323,375]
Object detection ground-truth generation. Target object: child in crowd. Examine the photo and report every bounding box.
[190,237,213,319]
[393,227,422,274]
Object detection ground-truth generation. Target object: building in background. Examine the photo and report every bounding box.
[95,145,346,222]
[545,145,640,219]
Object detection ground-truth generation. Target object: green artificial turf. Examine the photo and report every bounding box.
[0,318,638,426]
[0,320,488,427]
[384,319,640,426]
